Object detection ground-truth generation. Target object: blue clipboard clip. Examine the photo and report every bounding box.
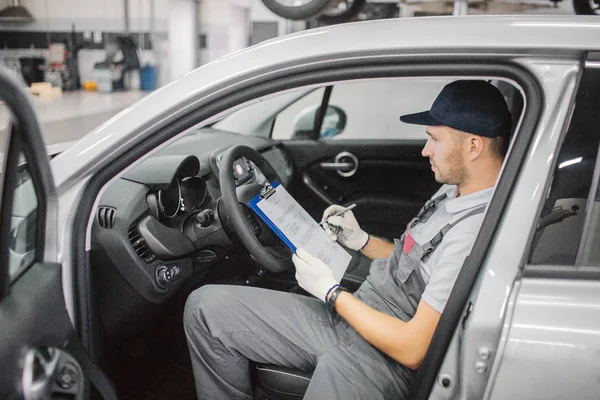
[259,183,276,200]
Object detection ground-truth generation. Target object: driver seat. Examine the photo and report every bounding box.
[253,364,312,400]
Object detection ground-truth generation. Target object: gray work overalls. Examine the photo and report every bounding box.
[346,193,486,396]
[184,193,487,400]
[355,192,486,322]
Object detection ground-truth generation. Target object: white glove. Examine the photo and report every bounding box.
[292,248,339,303]
[322,205,369,251]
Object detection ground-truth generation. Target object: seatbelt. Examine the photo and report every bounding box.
[65,332,118,400]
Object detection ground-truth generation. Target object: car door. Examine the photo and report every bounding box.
[483,62,600,399]
[0,69,116,399]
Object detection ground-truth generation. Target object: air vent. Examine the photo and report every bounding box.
[128,226,156,263]
[97,207,117,229]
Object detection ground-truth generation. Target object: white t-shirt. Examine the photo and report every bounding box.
[411,185,494,313]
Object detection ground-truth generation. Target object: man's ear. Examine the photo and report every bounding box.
[467,135,484,161]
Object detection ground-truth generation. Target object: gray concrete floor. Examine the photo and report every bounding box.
[0,90,146,153]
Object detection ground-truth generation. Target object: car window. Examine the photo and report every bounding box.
[0,100,7,163]
[271,78,451,141]
[272,88,327,140]
[213,87,317,137]
[578,180,600,265]
[528,66,600,266]
[8,151,38,281]
[1,101,38,281]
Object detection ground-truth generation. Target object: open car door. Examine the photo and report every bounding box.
[0,69,116,399]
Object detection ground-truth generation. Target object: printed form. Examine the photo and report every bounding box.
[255,185,352,282]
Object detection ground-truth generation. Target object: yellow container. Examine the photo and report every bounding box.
[83,81,98,91]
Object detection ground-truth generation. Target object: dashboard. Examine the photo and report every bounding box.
[158,176,207,219]
[90,128,293,338]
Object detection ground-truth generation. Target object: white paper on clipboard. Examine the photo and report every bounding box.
[250,183,352,282]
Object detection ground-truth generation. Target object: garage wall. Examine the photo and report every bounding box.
[250,0,294,37]
[0,0,169,32]
[0,0,169,85]
[0,0,292,86]
[200,0,292,64]
[168,0,196,81]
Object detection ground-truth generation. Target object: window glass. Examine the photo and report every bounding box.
[272,78,452,141]
[1,100,7,170]
[213,87,318,137]
[8,151,38,281]
[1,101,39,280]
[578,183,600,265]
[272,88,326,140]
[325,78,449,140]
[529,67,600,265]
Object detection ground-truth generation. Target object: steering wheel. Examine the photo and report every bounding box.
[219,145,293,272]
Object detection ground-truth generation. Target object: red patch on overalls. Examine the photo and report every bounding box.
[403,232,415,254]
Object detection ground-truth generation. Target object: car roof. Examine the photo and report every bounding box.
[52,15,600,187]
[257,15,600,54]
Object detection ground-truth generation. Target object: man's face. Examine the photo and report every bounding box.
[421,125,466,185]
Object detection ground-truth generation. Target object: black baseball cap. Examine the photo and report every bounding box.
[399,80,512,138]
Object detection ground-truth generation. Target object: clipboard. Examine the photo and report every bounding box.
[248,181,352,281]
[248,181,296,252]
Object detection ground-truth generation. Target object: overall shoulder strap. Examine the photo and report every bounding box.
[410,193,448,228]
[420,204,487,262]
[449,204,487,228]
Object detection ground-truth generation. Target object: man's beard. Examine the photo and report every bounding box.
[434,147,466,186]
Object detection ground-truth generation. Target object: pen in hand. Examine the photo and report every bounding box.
[318,204,357,226]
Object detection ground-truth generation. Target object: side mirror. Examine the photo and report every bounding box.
[291,105,347,140]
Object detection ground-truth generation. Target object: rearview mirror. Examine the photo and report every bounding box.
[291,105,347,140]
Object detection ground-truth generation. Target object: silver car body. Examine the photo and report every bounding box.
[47,15,600,399]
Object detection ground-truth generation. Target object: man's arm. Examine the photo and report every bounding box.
[331,231,478,369]
[293,231,473,370]
[330,292,440,370]
[360,236,395,260]
[293,247,438,368]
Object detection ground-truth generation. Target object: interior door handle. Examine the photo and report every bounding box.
[22,348,60,400]
[319,162,354,170]
[319,151,359,177]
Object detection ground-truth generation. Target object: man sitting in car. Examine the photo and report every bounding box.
[183,80,512,399]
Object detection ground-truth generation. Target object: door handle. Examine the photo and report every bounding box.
[22,348,60,400]
[319,151,359,177]
[319,162,355,170]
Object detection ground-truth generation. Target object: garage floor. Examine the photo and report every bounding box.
[0,90,146,153]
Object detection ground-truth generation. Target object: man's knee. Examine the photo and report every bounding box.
[184,284,231,335]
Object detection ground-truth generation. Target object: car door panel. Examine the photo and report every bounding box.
[283,140,439,240]
[0,262,83,399]
[487,276,600,399]
[0,68,115,400]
